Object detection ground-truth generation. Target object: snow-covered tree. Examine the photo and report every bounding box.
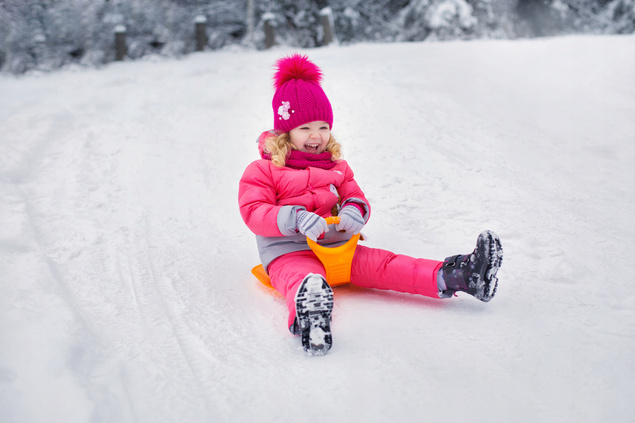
[329,0,410,43]
[603,0,635,33]
[514,0,565,37]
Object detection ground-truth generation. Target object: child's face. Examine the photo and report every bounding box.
[289,121,331,154]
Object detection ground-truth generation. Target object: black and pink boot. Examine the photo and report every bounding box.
[294,274,334,356]
[439,230,503,302]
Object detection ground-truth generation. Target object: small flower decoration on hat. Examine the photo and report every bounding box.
[278,101,292,120]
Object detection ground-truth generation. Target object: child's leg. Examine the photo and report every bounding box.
[267,250,327,329]
[350,245,443,298]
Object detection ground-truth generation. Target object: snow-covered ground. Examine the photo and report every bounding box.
[1,35,634,423]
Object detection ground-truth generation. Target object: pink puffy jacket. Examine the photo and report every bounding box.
[239,131,371,270]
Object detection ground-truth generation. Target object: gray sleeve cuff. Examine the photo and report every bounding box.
[277,205,305,236]
[342,198,370,222]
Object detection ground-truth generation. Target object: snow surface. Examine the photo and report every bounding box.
[1,35,635,423]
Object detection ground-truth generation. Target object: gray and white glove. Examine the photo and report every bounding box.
[335,205,365,234]
[296,210,328,242]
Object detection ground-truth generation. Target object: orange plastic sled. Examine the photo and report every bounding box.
[251,216,360,289]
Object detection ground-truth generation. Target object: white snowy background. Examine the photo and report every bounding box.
[1,35,634,422]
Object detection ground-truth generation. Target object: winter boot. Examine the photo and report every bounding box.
[295,273,334,356]
[439,230,503,302]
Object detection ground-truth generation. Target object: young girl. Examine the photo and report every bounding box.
[238,54,503,356]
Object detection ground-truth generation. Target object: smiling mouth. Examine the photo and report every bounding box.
[304,143,320,153]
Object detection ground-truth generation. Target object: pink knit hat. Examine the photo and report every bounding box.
[272,54,333,133]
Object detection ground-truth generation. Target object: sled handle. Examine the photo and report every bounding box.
[323,216,340,226]
[306,215,359,286]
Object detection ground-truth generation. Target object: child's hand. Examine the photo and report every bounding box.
[336,206,365,235]
[296,210,328,241]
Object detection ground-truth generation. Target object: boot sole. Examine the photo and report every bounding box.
[295,274,334,356]
[474,230,503,301]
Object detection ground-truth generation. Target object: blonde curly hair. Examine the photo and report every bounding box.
[264,132,342,168]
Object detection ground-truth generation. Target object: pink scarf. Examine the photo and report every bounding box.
[263,150,337,170]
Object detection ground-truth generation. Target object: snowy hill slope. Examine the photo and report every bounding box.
[1,35,634,423]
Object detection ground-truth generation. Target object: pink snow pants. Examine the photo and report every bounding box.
[267,245,444,329]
